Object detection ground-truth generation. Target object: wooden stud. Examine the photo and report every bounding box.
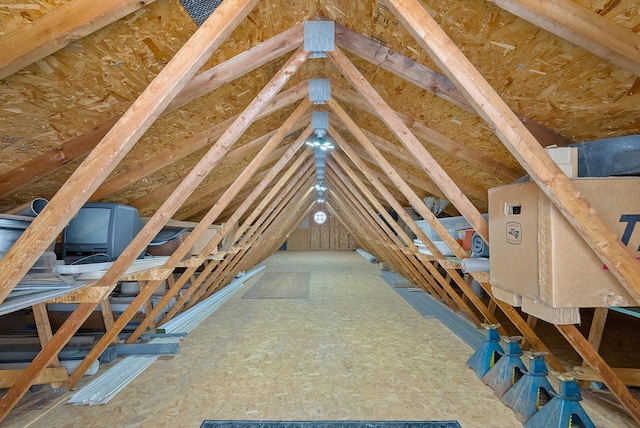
[521,314,539,350]
[31,303,63,388]
[579,308,609,386]
[0,303,96,420]
[99,299,117,344]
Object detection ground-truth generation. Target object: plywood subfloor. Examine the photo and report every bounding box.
[3,251,628,427]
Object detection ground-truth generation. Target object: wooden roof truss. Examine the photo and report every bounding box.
[0,0,639,423]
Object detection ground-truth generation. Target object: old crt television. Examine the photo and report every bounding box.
[61,203,145,264]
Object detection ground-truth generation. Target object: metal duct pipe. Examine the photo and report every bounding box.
[111,343,179,355]
[313,147,327,159]
[13,198,48,217]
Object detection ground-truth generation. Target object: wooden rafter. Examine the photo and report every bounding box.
[384,0,640,304]
[334,21,573,147]
[329,130,491,327]
[128,139,314,343]
[174,128,308,220]
[327,118,566,369]
[92,90,308,201]
[0,5,309,419]
[63,96,313,390]
[332,84,522,183]
[489,0,640,77]
[329,47,490,243]
[0,0,260,306]
[348,140,487,202]
[326,162,451,299]
[0,25,304,198]
[385,0,640,421]
[0,0,157,81]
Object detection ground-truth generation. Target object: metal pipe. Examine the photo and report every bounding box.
[0,359,100,377]
[356,248,378,263]
[0,345,116,364]
[12,198,49,217]
[110,343,179,355]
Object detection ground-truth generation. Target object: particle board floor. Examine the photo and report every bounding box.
[0,251,624,427]
[242,272,310,299]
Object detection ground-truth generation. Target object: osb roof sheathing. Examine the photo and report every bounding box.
[1,0,639,222]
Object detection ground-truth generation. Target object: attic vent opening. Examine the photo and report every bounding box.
[304,21,335,58]
[314,211,327,224]
[180,0,223,27]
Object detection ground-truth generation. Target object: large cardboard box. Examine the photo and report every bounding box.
[489,177,640,309]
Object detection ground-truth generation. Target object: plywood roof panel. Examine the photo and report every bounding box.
[0,0,638,256]
[2,1,640,422]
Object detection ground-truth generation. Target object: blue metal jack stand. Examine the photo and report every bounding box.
[502,351,555,423]
[466,324,504,378]
[525,374,596,428]
[481,336,527,398]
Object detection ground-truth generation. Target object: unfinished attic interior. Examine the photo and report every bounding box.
[1,0,640,425]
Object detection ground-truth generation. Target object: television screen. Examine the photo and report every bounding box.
[62,203,146,264]
[65,207,110,244]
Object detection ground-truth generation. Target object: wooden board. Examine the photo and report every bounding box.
[0,368,68,388]
[287,228,310,251]
[242,272,310,299]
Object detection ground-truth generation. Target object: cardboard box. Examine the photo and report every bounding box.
[190,227,221,256]
[489,177,640,309]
